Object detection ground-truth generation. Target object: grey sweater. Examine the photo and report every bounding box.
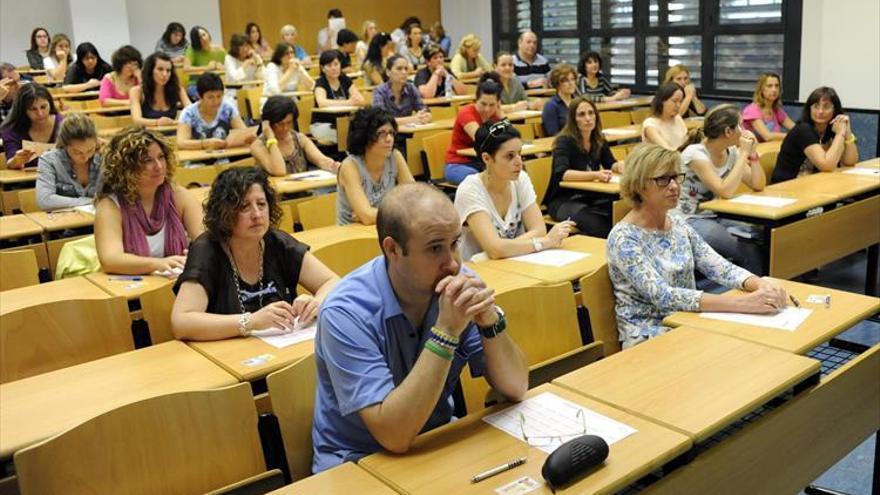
[36,148,102,210]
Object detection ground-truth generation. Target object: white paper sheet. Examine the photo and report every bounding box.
[151,266,183,278]
[508,249,589,267]
[254,321,317,349]
[74,204,96,215]
[729,194,797,208]
[482,392,637,454]
[699,307,813,331]
[288,170,336,181]
[609,175,621,183]
[843,168,880,177]
[602,128,635,136]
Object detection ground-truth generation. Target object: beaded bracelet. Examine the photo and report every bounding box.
[430,326,459,347]
[424,340,453,361]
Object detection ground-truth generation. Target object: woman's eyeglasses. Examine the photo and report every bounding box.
[375,129,397,140]
[651,173,685,188]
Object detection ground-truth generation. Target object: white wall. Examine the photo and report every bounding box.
[441,0,493,61]
[126,0,223,59]
[799,0,879,109]
[0,0,222,67]
[0,0,73,66]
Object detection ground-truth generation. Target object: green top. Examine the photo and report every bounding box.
[185,46,226,67]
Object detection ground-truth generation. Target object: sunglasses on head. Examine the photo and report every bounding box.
[478,119,512,153]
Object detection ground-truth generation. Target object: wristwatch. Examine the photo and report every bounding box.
[239,312,252,337]
[477,306,507,339]
[531,237,543,253]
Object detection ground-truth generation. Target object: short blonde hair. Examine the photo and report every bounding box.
[280,24,297,37]
[55,113,97,148]
[620,144,681,207]
[663,64,689,84]
[458,34,481,56]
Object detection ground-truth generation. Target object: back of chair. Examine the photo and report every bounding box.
[524,157,552,206]
[17,189,39,213]
[0,296,133,383]
[297,193,338,230]
[0,249,40,291]
[430,105,456,121]
[139,282,176,344]
[423,130,453,181]
[760,150,779,180]
[630,107,652,125]
[297,94,315,137]
[237,87,263,121]
[513,123,535,141]
[311,236,381,277]
[579,266,620,356]
[176,165,219,188]
[221,156,257,170]
[266,353,317,481]
[14,383,266,495]
[600,111,631,129]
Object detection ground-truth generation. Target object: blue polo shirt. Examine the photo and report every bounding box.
[312,256,486,473]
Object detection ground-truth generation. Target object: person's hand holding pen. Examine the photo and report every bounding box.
[741,276,788,313]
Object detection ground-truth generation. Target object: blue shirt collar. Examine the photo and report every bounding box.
[370,256,405,320]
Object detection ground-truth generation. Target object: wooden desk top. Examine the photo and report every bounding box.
[60,105,131,115]
[176,147,252,162]
[553,327,820,442]
[270,176,337,195]
[470,235,607,285]
[53,90,99,100]
[755,140,782,156]
[397,119,454,135]
[525,87,556,97]
[99,124,177,137]
[291,224,377,251]
[663,279,880,354]
[312,106,359,115]
[279,90,313,98]
[0,276,110,314]
[456,136,554,158]
[187,335,313,382]
[25,210,94,231]
[699,190,837,221]
[359,383,691,495]
[464,262,540,295]
[766,170,879,201]
[270,462,395,494]
[423,95,475,106]
[0,214,43,239]
[595,96,654,111]
[225,79,264,88]
[560,176,621,195]
[85,272,175,300]
[856,157,879,169]
[0,169,38,185]
[0,341,235,459]
[505,110,543,122]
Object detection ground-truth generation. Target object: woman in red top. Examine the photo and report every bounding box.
[444,72,504,184]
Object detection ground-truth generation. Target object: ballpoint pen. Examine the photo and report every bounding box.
[471,457,527,483]
[789,295,801,308]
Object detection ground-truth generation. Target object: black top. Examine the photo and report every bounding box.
[64,61,112,85]
[174,229,309,314]
[413,67,452,98]
[311,74,353,126]
[339,51,352,69]
[772,122,835,184]
[545,134,616,214]
[26,50,44,70]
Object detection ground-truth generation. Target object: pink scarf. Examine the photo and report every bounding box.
[120,182,188,257]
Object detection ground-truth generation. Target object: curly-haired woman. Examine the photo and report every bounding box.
[95,127,203,275]
[171,167,339,341]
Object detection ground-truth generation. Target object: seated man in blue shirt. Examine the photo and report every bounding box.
[312,182,528,473]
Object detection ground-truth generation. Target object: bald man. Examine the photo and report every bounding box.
[312,183,528,472]
[513,31,551,89]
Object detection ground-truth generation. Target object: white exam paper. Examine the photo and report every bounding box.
[609,175,621,183]
[254,321,317,349]
[700,307,812,331]
[74,204,96,216]
[729,194,797,208]
[843,168,880,177]
[483,392,637,454]
[509,249,589,267]
[288,170,336,181]
[602,128,635,136]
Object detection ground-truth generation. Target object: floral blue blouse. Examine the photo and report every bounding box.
[606,214,753,348]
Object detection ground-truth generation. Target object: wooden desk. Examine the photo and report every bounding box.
[525,88,556,97]
[99,124,177,137]
[558,176,630,224]
[312,106,359,152]
[699,189,835,221]
[663,279,880,354]
[456,136,554,158]
[464,262,540,295]
[398,119,455,176]
[422,95,475,107]
[53,90,100,100]
[269,175,337,196]
[856,157,879,169]
[291,224,377,251]
[505,110,543,124]
[0,169,38,214]
[767,169,879,200]
[60,105,131,115]
[85,272,174,301]
[224,79,264,89]
[0,341,235,460]
[271,462,395,494]
[177,147,252,162]
[595,96,654,112]
[24,210,94,274]
[553,327,820,443]
[470,235,607,285]
[0,276,109,314]
[360,384,691,495]
[0,214,48,273]
[187,335,313,382]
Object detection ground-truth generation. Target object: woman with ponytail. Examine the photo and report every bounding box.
[675,104,765,274]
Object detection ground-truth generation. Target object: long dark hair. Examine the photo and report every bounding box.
[190,26,209,51]
[73,42,111,78]
[141,52,182,111]
[245,22,263,46]
[651,82,684,116]
[29,27,49,52]
[678,103,740,151]
[363,32,392,71]
[0,84,57,134]
[557,96,605,161]
[161,22,187,47]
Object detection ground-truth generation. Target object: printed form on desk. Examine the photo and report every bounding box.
[729,194,797,208]
[483,392,637,454]
[252,321,317,348]
[507,249,589,267]
[700,307,812,332]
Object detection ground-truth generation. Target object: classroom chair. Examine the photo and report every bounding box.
[532,121,546,139]
[460,282,584,413]
[429,105,456,121]
[513,123,535,141]
[524,157,551,206]
[266,353,317,482]
[600,110,631,129]
[610,142,638,162]
[139,282,176,344]
[175,165,219,188]
[237,86,263,121]
[297,192,337,230]
[14,383,284,495]
[16,189,38,213]
[422,130,455,185]
[310,236,381,277]
[279,203,296,233]
[579,266,621,356]
[0,250,40,291]
[297,94,316,138]
[630,107,652,125]
[760,150,779,180]
[0,296,133,383]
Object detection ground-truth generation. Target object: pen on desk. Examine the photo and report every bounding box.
[109,275,143,281]
[789,295,801,308]
[824,295,831,308]
[471,457,527,483]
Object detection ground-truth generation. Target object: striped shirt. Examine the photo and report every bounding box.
[512,52,551,86]
[576,74,618,102]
